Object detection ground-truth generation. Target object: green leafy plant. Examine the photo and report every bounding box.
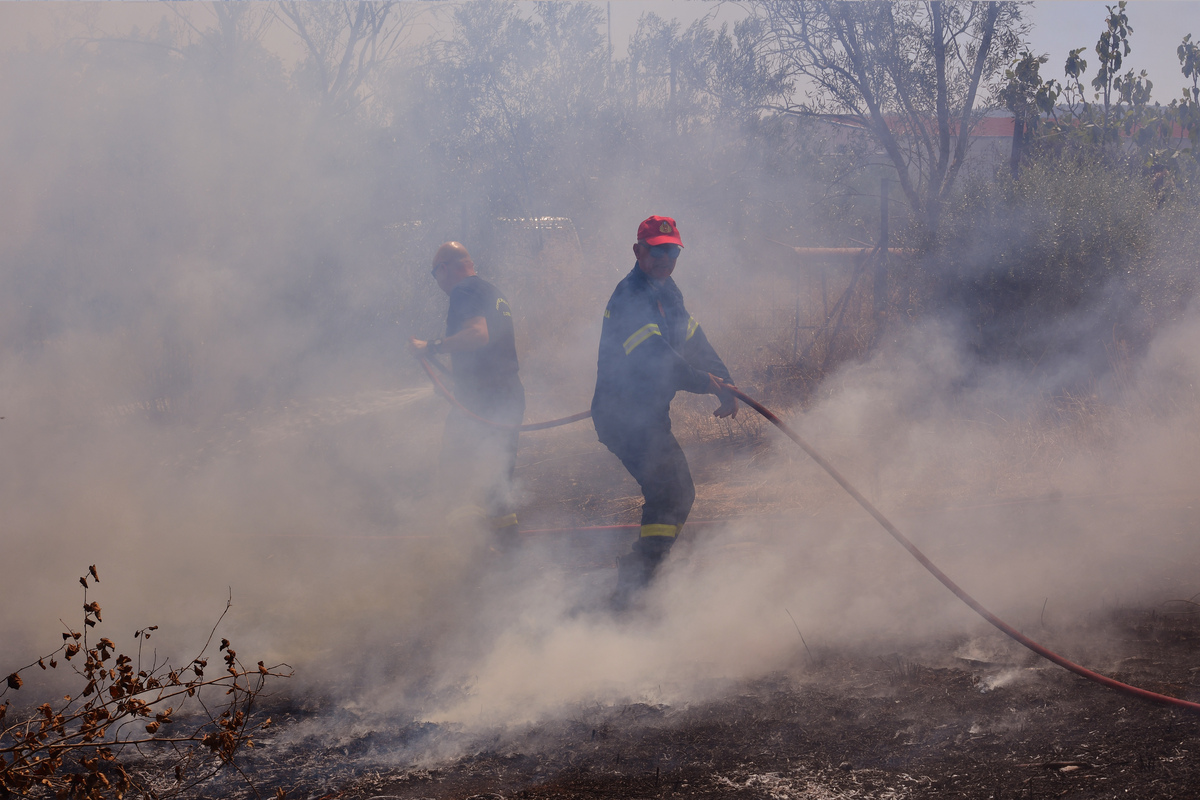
[0,567,291,799]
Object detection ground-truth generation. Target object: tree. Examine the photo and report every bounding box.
[1174,33,1200,159]
[275,1,420,116]
[1033,3,1192,174]
[746,0,1026,236]
[999,51,1059,178]
[622,13,789,134]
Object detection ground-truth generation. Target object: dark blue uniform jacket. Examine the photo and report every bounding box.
[591,266,732,446]
[447,275,524,419]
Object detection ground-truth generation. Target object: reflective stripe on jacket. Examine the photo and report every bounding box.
[591,266,732,441]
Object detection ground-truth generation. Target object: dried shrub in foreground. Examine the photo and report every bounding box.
[0,567,291,799]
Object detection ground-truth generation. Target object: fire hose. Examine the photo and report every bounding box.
[419,357,1200,714]
[723,384,1200,715]
[420,356,591,431]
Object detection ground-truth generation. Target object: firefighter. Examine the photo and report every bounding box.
[409,242,525,543]
[592,216,738,609]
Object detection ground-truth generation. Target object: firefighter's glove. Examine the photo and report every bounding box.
[709,374,739,419]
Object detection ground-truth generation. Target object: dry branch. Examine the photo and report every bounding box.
[0,568,291,799]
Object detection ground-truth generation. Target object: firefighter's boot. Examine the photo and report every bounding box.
[610,535,673,613]
[489,512,520,556]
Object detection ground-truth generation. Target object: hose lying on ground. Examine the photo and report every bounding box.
[419,357,1200,713]
[724,383,1200,715]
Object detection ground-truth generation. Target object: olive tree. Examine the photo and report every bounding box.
[746,1,1027,237]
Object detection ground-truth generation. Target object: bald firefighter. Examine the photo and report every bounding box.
[410,242,526,542]
[592,216,738,609]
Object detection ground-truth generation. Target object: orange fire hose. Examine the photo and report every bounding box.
[418,358,1200,713]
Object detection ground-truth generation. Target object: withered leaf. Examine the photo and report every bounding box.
[89,565,99,582]
[6,673,22,690]
[38,659,46,670]
[80,577,88,588]
[145,721,160,734]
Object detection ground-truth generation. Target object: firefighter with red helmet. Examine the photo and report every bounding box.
[591,216,738,609]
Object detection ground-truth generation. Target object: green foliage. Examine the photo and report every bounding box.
[1034,3,1188,165]
[933,152,1198,362]
[1001,50,1061,178]
[1000,0,1197,233]
[1001,51,1059,122]
[1171,34,1200,150]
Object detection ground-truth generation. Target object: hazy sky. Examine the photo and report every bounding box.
[2,2,1196,102]
[606,1,1199,101]
[1025,1,1199,100]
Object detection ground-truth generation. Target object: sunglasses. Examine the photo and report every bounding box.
[646,243,682,258]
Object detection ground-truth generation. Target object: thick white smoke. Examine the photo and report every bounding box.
[1,4,1198,760]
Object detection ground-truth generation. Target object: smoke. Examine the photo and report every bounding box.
[395,303,1200,735]
[2,3,1199,770]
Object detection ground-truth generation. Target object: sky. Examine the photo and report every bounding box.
[1024,1,1200,101]
[2,2,1197,102]
[604,1,1200,102]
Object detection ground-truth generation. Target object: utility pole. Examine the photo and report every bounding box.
[607,2,614,90]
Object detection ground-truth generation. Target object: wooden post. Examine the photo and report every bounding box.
[792,261,801,358]
[874,177,890,324]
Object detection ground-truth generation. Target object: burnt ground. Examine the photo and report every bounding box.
[209,420,1200,800]
[219,603,1200,800]
[139,392,1200,800]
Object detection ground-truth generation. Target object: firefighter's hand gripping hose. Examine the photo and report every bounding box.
[714,378,1200,715]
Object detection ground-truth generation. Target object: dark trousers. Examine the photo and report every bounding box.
[440,389,524,523]
[602,425,695,530]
